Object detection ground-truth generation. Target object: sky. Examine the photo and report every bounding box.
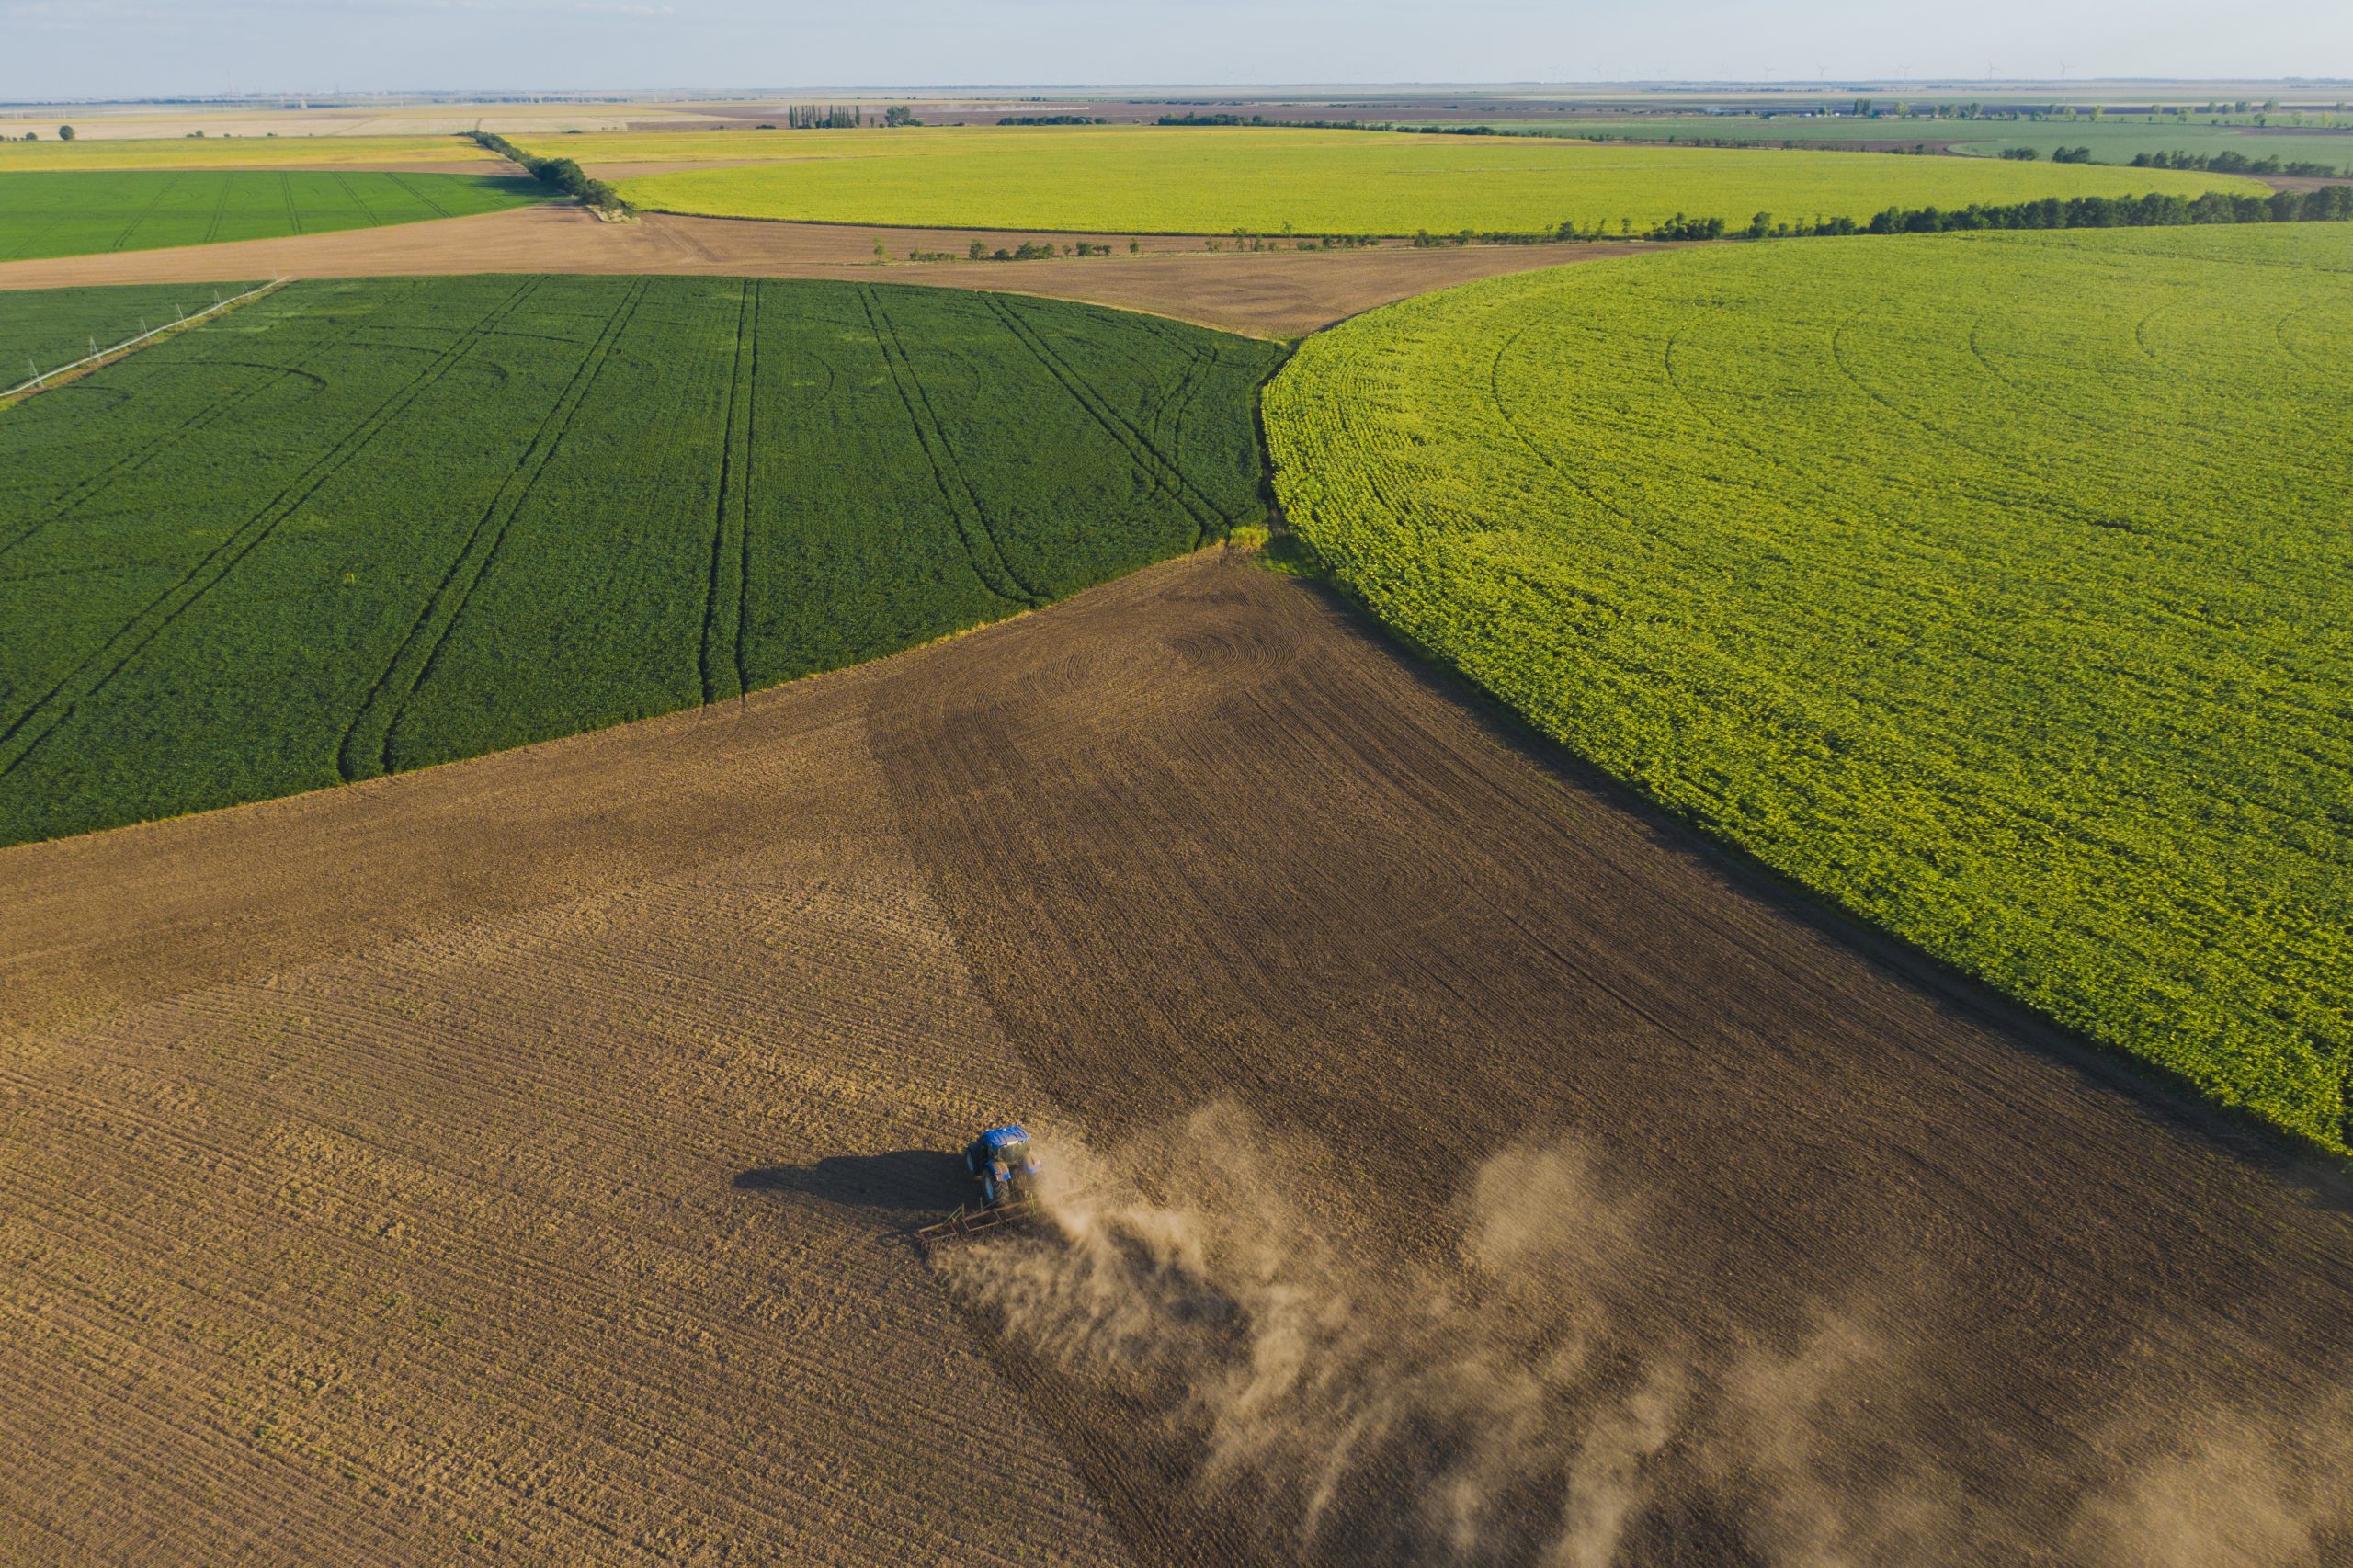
[3,0,2348,101]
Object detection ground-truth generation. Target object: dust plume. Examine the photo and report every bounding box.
[938,1103,2351,1565]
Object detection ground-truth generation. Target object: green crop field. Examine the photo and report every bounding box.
[1265,225,2353,1153]
[0,170,543,262]
[0,276,1279,846]
[0,282,264,385]
[1452,115,2353,172]
[0,136,502,170]
[585,126,2257,235]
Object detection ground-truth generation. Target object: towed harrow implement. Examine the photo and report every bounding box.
[913,1196,1047,1247]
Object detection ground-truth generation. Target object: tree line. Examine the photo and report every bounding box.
[1856,185,2353,234]
[2130,148,2344,177]
[1406,182,2353,248]
[466,131,629,214]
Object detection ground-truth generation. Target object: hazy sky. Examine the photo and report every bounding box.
[4,0,2347,101]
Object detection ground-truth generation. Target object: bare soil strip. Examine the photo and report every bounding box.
[0,204,1643,337]
[3,551,2348,1562]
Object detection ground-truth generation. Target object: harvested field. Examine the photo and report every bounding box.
[4,551,2349,1563]
[0,205,1645,337]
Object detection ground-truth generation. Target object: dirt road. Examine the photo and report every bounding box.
[0,204,1648,337]
[3,552,2348,1563]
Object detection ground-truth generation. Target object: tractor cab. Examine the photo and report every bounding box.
[963,1124,1039,1210]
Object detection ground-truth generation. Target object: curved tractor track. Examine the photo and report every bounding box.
[1,553,2348,1564]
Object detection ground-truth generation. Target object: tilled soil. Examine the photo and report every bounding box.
[0,204,1650,337]
[3,552,2349,1564]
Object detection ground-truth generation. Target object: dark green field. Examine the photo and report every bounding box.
[0,276,1280,846]
[0,282,265,385]
[0,170,542,262]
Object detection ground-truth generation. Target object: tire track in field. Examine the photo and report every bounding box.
[1827,304,2000,460]
[0,280,542,784]
[2272,304,2331,374]
[278,172,303,236]
[982,294,1225,544]
[858,286,1039,608]
[699,279,754,704]
[1,304,394,564]
[104,172,182,254]
[1129,315,1214,475]
[0,347,342,563]
[334,171,381,229]
[1661,323,1798,476]
[385,173,453,220]
[341,278,650,782]
[1,293,424,564]
[1961,314,2276,498]
[200,176,233,245]
[1483,318,1638,526]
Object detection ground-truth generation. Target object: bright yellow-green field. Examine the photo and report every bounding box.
[0,137,499,170]
[576,127,2263,235]
[1265,223,2353,1153]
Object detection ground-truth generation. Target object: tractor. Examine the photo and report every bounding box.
[963,1124,1038,1210]
[915,1124,1042,1244]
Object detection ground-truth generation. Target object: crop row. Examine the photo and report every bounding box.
[0,277,1280,845]
[1264,224,2353,1153]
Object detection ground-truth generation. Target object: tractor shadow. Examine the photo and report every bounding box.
[733,1149,967,1215]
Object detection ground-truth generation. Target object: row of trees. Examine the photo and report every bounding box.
[783,105,863,129]
[466,131,628,213]
[1410,180,2353,249]
[2131,148,2344,177]
[1859,185,2353,234]
[773,105,920,129]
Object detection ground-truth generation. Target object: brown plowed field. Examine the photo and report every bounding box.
[0,205,1648,337]
[3,551,2349,1564]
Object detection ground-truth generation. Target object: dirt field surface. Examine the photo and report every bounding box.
[4,551,2349,1564]
[0,205,1644,337]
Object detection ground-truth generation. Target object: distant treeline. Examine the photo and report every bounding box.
[2130,148,2344,177]
[466,131,628,213]
[784,104,864,129]
[1855,185,2353,234]
[1155,112,1499,135]
[1396,184,2353,249]
[998,115,1108,126]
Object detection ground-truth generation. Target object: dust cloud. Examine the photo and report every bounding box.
[938,1101,2352,1566]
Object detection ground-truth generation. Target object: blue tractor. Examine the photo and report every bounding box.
[915,1124,1047,1245]
[962,1124,1039,1210]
